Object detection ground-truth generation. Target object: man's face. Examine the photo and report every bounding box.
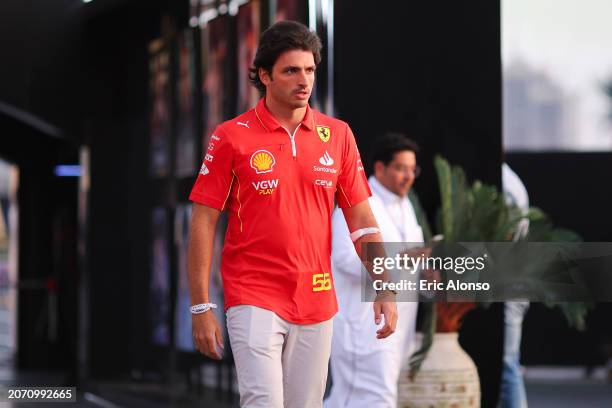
[259,49,316,109]
[374,150,418,197]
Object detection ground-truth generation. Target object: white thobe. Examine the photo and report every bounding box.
[325,176,425,408]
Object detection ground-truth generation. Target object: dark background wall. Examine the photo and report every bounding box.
[79,0,190,379]
[0,117,78,373]
[334,0,503,211]
[0,0,81,141]
[0,0,186,379]
[507,152,612,242]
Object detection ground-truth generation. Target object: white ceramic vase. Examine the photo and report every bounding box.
[398,332,481,408]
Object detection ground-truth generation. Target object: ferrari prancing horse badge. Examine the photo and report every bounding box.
[316,126,331,143]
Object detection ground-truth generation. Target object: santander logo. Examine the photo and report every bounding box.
[319,151,334,166]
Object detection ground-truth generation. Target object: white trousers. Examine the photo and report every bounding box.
[325,301,418,408]
[227,305,334,408]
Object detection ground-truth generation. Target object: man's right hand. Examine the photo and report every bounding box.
[192,311,224,360]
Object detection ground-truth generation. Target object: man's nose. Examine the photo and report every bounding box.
[297,69,309,86]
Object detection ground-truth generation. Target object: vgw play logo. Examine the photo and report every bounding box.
[252,179,279,195]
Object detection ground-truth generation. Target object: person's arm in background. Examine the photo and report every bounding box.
[331,207,365,285]
[342,199,398,339]
[188,203,224,360]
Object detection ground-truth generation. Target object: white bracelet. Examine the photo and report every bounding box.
[190,303,217,315]
[350,227,381,242]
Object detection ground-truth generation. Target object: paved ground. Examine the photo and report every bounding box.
[0,361,610,407]
[526,380,612,408]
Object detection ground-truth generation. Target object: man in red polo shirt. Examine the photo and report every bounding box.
[188,21,397,407]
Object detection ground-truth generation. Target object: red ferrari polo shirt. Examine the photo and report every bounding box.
[190,98,371,324]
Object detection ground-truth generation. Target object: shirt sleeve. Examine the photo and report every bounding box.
[336,123,372,208]
[189,127,234,211]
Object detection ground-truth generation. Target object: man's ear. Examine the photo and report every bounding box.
[259,68,271,86]
[373,161,385,177]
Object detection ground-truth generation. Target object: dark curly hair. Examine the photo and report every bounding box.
[370,132,420,167]
[249,21,322,95]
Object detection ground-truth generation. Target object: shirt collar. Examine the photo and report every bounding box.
[369,175,405,205]
[254,97,314,132]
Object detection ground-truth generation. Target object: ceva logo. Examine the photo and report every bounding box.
[315,179,333,188]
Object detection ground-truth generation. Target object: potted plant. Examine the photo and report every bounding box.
[397,156,591,408]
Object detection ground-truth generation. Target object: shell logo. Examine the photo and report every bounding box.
[250,150,276,174]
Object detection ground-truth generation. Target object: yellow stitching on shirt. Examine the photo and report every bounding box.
[338,184,352,208]
[221,174,235,211]
[231,170,243,232]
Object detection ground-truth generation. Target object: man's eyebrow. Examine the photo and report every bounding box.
[280,65,316,70]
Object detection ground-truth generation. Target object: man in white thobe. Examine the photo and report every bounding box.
[325,133,427,408]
